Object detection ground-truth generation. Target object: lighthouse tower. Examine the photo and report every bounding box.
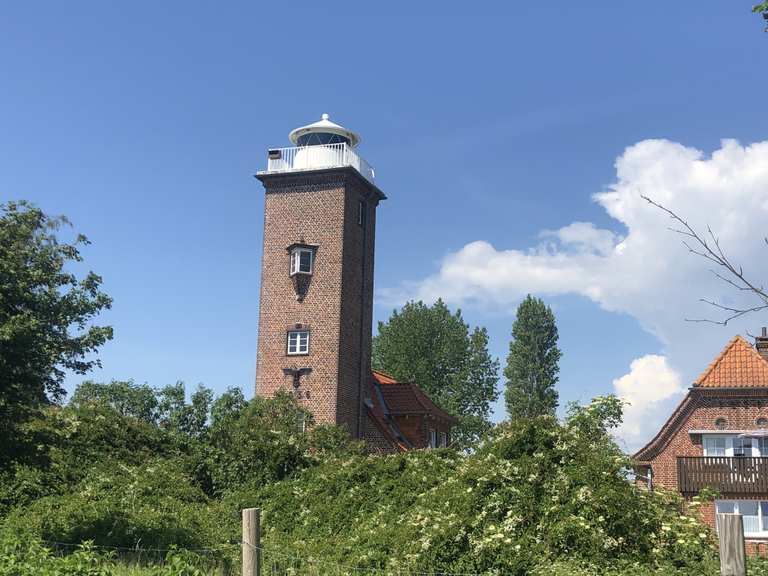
[254,114,385,438]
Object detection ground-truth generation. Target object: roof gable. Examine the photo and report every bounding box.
[372,371,458,424]
[694,335,768,388]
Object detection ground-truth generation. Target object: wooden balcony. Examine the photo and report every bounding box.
[677,456,768,495]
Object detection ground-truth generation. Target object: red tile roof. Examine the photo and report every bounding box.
[694,335,768,388]
[372,370,458,424]
[364,377,410,452]
[633,335,768,462]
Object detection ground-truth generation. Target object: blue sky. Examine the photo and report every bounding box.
[2,2,767,449]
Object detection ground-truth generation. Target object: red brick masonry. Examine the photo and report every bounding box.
[254,166,455,452]
[634,335,768,548]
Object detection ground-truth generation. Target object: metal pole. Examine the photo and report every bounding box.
[242,508,261,576]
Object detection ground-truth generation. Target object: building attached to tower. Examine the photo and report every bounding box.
[254,114,455,452]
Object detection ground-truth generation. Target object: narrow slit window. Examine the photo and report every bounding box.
[287,330,310,355]
[357,200,365,226]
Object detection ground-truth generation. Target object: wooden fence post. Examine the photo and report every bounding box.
[717,512,746,576]
[242,508,261,576]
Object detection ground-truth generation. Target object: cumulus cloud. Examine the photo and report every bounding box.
[612,355,683,449]
[380,138,768,448]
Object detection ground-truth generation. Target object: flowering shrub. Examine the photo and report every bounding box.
[8,394,768,574]
[251,397,725,574]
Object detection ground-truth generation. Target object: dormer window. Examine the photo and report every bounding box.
[290,247,314,275]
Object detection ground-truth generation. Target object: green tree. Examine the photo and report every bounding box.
[755,2,768,17]
[372,299,499,448]
[70,379,159,423]
[504,294,561,419]
[0,201,112,464]
[157,382,214,438]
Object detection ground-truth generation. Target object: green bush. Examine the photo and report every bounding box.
[0,534,222,576]
[1,387,758,575]
[238,397,722,575]
[1,459,223,551]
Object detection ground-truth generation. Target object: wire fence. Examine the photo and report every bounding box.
[42,539,238,575]
[254,543,486,576]
[39,540,490,576]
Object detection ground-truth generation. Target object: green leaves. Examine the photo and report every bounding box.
[504,295,561,419]
[0,201,112,465]
[372,299,500,448]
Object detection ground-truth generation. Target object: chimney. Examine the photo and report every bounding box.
[756,327,768,361]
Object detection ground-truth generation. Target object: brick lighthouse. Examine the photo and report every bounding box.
[255,115,455,450]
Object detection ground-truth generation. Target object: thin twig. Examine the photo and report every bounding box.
[642,195,768,325]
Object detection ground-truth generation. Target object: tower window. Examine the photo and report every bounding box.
[357,200,366,226]
[290,247,314,275]
[287,330,310,355]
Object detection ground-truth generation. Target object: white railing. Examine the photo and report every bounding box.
[259,143,375,184]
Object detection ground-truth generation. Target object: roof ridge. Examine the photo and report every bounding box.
[695,335,746,385]
[694,334,768,388]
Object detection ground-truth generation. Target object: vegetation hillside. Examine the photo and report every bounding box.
[2,380,765,575]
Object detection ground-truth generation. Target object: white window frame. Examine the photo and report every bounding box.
[701,434,764,457]
[290,248,314,276]
[429,428,437,449]
[716,500,768,536]
[440,431,448,448]
[703,436,727,456]
[733,436,754,457]
[287,330,310,355]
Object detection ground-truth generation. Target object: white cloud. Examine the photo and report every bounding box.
[380,138,768,448]
[540,221,620,256]
[612,355,683,449]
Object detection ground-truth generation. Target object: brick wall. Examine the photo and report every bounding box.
[393,414,453,449]
[646,388,768,493]
[254,168,381,437]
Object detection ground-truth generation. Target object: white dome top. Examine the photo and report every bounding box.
[288,113,361,148]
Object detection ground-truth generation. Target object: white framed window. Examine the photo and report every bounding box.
[704,437,727,456]
[701,435,763,457]
[440,431,448,448]
[290,248,314,275]
[287,330,309,355]
[733,437,753,457]
[716,500,768,535]
[429,429,437,448]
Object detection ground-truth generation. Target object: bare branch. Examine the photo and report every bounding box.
[642,194,768,324]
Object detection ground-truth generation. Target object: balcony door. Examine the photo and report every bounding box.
[703,435,766,457]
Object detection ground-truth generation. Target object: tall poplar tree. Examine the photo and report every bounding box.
[504,295,561,419]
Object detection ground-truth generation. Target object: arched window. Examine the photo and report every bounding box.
[715,417,727,430]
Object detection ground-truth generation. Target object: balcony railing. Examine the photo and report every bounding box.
[677,456,768,494]
[258,143,375,184]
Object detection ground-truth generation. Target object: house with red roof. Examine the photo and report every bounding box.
[634,331,768,547]
[366,371,457,451]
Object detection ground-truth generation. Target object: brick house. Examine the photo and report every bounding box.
[253,114,455,452]
[633,332,768,546]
